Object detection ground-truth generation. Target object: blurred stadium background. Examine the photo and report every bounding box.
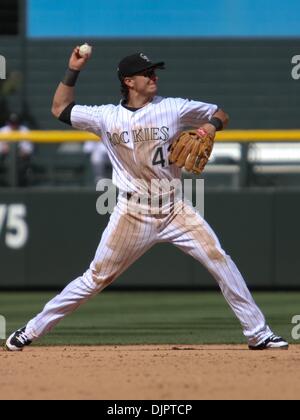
[0,0,300,295]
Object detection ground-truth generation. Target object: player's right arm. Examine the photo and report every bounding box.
[51,46,91,122]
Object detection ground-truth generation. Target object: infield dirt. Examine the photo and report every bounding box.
[0,345,299,400]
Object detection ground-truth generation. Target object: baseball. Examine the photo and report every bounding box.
[79,43,92,57]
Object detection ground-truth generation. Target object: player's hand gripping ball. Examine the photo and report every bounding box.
[169,128,215,174]
[78,43,92,57]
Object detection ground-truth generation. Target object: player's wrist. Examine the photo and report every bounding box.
[199,124,216,138]
[208,117,224,131]
[62,68,80,87]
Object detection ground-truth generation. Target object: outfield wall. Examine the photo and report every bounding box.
[0,189,299,289]
[1,38,300,129]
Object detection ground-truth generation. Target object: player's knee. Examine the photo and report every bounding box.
[206,244,226,261]
[90,267,116,290]
[80,269,100,292]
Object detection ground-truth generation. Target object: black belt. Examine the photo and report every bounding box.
[126,191,175,207]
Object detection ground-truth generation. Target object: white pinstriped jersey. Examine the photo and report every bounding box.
[71,96,218,193]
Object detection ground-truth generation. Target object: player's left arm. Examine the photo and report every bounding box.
[177,98,228,138]
[170,100,230,174]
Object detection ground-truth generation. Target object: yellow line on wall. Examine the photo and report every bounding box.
[1,130,300,143]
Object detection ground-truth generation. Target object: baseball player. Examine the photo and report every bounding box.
[6,46,288,351]
[0,113,34,186]
[0,113,33,157]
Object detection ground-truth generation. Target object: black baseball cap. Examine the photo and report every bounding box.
[117,53,165,80]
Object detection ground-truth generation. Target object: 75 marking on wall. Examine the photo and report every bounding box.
[0,204,28,250]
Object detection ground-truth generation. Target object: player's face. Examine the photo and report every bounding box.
[129,69,158,96]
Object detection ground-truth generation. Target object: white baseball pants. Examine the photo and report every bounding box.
[25,195,272,346]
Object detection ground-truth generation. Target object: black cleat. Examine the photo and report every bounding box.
[249,334,289,350]
[5,327,32,352]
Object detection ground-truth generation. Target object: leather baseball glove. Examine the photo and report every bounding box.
[169,128,215,174]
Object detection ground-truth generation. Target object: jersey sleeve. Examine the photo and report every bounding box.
[176,98,218,128]
[70,105,104,135]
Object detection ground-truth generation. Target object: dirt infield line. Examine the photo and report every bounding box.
[0,345,299,400]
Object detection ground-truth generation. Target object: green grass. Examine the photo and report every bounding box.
[0,291,299,346]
